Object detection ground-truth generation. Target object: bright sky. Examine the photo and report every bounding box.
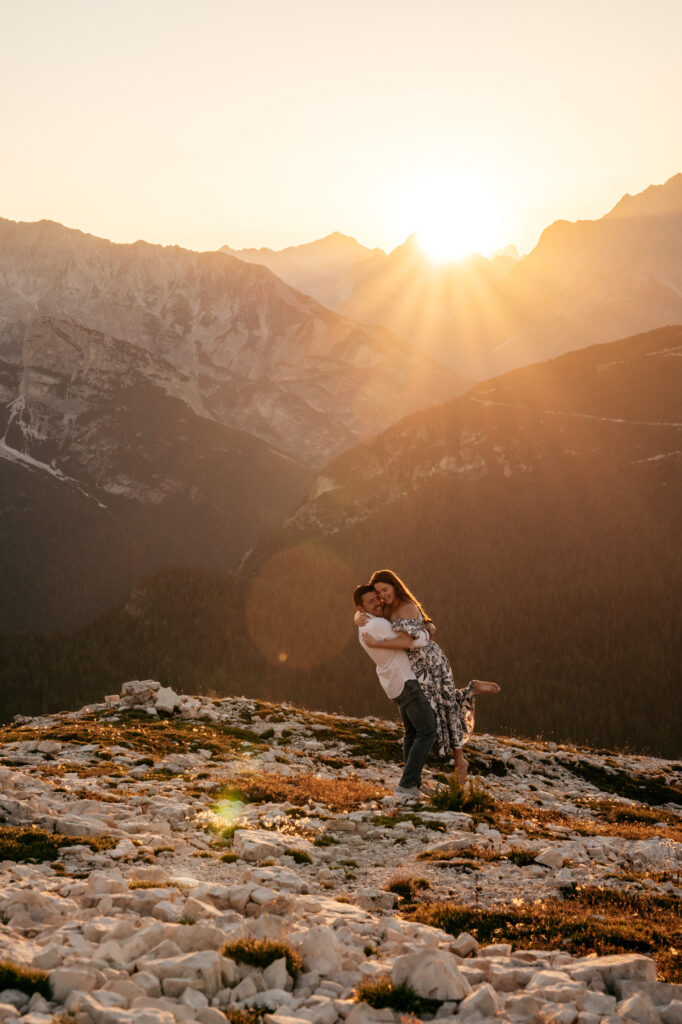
[1,0,680,258]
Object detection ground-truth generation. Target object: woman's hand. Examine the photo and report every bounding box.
[354,611,370,626]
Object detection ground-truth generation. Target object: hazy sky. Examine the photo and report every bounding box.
[2,0,681,257]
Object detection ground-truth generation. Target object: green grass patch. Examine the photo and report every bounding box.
[221,938,302,981]
[0,825,117,863]
[0,961,51,999]
[220,852,239,863]
[354,975,441,1015]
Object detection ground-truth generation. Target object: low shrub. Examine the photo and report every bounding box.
[221,938,302,981]
[429,777,496,817]
[285,848,312,864]
[506,849,538,867]
[384,875,431,900]
[0,826,116,863]
[0,961,51,999]
[354,975,441,1015]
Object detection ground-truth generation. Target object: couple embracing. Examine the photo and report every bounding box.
[354,569,500,801]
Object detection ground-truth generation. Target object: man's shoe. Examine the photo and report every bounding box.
[394,786,421,800]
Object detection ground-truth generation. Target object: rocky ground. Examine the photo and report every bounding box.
[0,681,680,1024]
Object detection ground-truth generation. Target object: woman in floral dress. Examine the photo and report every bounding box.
[363,568,500,784]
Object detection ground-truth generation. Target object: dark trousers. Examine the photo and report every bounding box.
[393,678,437,788]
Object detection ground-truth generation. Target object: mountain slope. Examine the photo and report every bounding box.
[0,218,468,466]
[0,316,310,631]
[289,325,682,531]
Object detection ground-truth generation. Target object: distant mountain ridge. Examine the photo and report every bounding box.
[223,174,682,380]
[0,218,467,466]
[221,232,382,308]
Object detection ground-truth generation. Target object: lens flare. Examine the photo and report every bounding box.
[245,543,355,670]
[211,797,246,827]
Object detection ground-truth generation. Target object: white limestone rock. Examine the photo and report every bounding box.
[458,982,500,1019]
[392,949,472,1001]
[450,932,478,957]
[49,966,100,1002]
[571,954,657,993]
[135,951,224,998]
[293,926,344,976]
[120,680,161,706]
[617,992,660,1024]
[661,1002,682,1024]
[154,687,180,714]
[263,958,292,991]
[534,847,566,869]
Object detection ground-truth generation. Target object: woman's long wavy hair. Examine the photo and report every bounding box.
[369,568,432,623]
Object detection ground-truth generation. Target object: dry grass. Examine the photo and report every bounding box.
[354,975,440,1015]
[493,801,682,842]
[383,874,431,900]
[0,961,51,999]
[0,825,117,863]
[221,938,302,980]
[407,884,681,983]
[0,710,267,761]
[214,771,388,811]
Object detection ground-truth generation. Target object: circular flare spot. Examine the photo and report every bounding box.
[245,544,355,670]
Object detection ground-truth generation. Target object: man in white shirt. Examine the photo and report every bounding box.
[354,584,436,799]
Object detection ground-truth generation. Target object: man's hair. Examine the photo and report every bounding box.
[353,583,375,608]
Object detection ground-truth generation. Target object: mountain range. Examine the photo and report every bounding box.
[224,174,682,380]
[0,221,466,629]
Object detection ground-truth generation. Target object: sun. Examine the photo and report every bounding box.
[404,174,505,263]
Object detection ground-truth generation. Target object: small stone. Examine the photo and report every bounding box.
[263,958,291,992]
[458,983,499,1019]
[661,1001,682,1024]
[49,967,99,1003]
[155,687,180,714]
[180,988,209,1011]
[450,932,478,957]
[534,848,565,869]
[617,992,658,1024]
[392,950,472,1002]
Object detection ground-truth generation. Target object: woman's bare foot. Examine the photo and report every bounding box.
[453,750,468,786]
[473,679,501,694]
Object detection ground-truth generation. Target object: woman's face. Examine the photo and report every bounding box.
[374,581,396,605]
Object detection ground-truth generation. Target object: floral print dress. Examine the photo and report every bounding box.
[392,616,475,756]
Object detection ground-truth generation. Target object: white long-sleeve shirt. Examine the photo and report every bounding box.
[358,616,429,699]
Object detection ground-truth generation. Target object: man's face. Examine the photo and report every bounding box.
[360,590,382,616]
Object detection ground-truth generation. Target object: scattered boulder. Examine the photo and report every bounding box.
[392,949,472,1001]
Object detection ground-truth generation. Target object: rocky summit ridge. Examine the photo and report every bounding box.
[0,683,680,1024]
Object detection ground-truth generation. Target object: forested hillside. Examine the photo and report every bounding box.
[1,328,679,756]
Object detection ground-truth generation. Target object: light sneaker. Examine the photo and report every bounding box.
[394,786,421,800]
